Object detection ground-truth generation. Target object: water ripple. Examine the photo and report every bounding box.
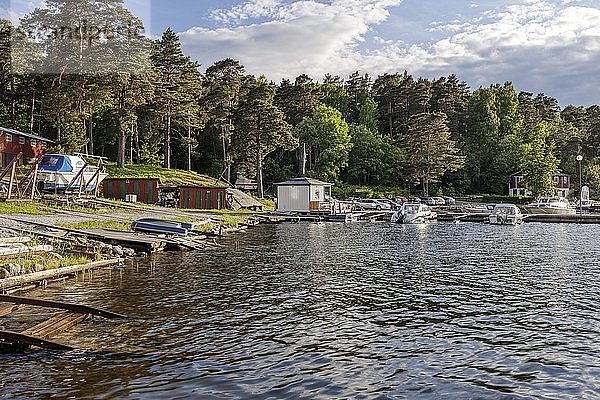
[2,222,600,399]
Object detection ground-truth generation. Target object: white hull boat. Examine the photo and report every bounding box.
[489,204,524,225]
[391,202,436,224]
[525,197,575,215]
[37,154,108,192]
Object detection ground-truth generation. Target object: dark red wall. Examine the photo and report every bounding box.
[102,179,160,204]
[179,187,227,210]
[0,134,49,165]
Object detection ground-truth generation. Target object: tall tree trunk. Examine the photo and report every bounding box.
[129,123,134,163]
[10,63,15,127]
[388,101,393,136]
[30,90,36,132]
[87,116,94,154]
[133,121,139,163]
[117,126,126,168]
[187,122,192,171]
[256,133,264,198]
[165,112,171,169]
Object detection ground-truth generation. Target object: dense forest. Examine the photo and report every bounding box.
[1,0,600,198]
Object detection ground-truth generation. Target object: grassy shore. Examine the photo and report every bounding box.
[0,194,265,281]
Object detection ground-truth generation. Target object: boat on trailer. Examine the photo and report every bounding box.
[131,218,193,236]
[37,153,108,192]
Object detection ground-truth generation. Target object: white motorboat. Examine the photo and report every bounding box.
[524,196,576,215]
[37,154,108,192]
[489,203,524,225]
[391,202,436,224]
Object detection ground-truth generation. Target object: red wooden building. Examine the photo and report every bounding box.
[179,186,227,210]
[0,127,53,167]
[102,178,160,204]
[509,171,571,198]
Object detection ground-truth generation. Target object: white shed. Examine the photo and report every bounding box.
[275,177,332,213]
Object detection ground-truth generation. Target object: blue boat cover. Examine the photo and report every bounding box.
[39,155,73,172]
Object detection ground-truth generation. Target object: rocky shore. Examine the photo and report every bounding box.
[0,200,256,286]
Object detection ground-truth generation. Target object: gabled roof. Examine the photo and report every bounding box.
[511,170,570,177]
[0,126,55,143]
[275,177,332,186]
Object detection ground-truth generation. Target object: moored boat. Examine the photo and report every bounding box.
[391,202,436,224]
[489,203,524,225]
[525,196,575,215]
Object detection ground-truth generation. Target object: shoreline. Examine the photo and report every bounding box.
[0,199,264,293]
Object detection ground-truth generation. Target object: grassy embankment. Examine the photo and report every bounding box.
[106,163,275,218]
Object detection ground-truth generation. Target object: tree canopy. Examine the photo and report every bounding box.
[1,0,599,199]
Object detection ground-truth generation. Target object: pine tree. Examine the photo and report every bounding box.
[404,112,464,196]
[232,76,296,197]
[203,58,245,181]
[151,28,202,169]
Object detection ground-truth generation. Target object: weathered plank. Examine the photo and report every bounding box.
[0,329,74,351]
[0,258,124,290]
[0,303,19,317]
[0,295,128,320]
[21,312,89,339]
[0,236,31,244]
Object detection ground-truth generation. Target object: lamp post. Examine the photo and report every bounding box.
[577,154,583,214]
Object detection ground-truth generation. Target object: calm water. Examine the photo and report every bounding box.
[1,221,600,399]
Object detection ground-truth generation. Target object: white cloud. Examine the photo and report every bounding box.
[182,0,600,105]
[210,0,283,24]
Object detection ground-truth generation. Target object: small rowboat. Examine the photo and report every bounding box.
[131,218,193,236]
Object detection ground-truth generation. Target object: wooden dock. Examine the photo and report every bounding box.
[522,213,600,223]
[0,295,127,352]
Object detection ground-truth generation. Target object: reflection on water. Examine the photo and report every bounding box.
[1,222,600,399]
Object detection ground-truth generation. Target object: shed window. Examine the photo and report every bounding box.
[19,136,25,145]
[5,133,12,142]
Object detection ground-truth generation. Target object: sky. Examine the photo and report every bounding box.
[3,0,600,107]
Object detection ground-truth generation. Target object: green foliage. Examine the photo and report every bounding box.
[344,124,403,186]
[3,1,600,198]
[519,122,560,197]
[404,112,464,196]
[296,105,352,182]
[5,254,92,272]
[56,220,131,231]
[138,143,164,166]
[319,76,350,118]
[106,163,228,187]
[584,157,600,192]
[221,214,244,228]
[0,201,52,214]
[232,75,297,197]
